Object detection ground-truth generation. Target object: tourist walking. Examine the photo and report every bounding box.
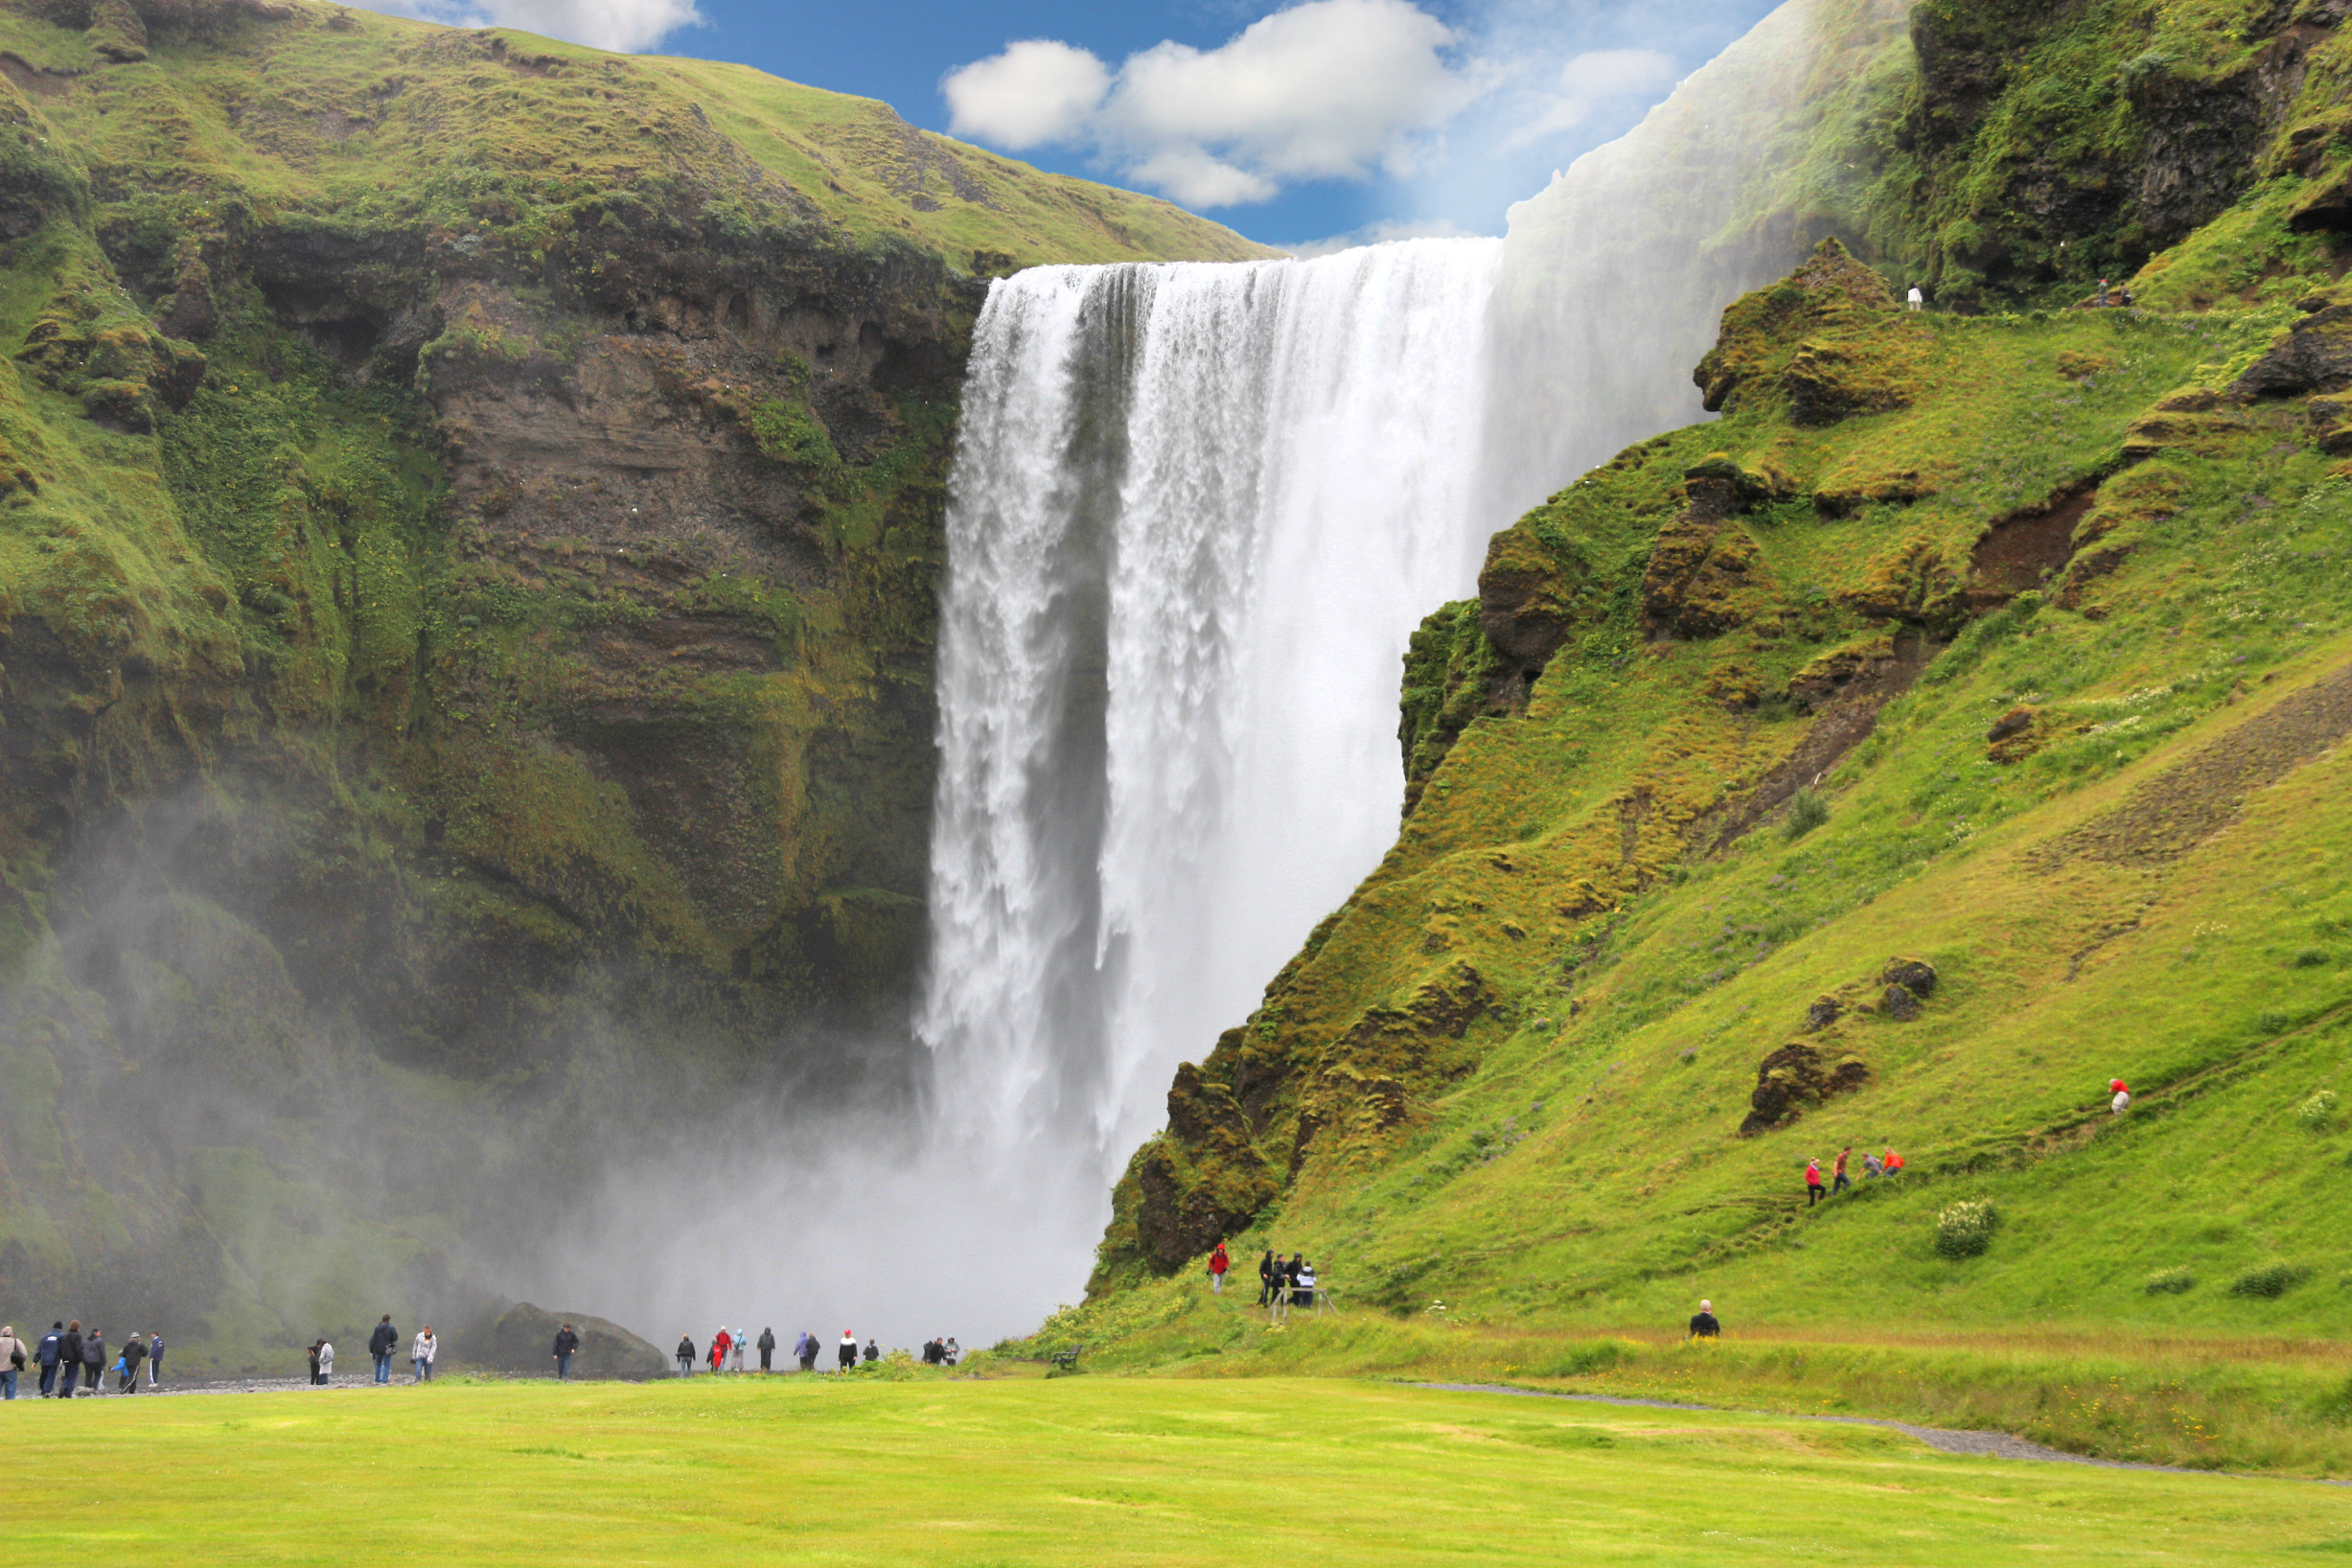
[1209,1239,1230,1295]
[120,1331,146,1393]
[796,1331,818,1372]
[412,1326,436,1383]
[57,1322,83,1398]
[943,1337,959,1366]
[837,1331,856,1371]
[708,1327,729,1374]
[1882,1145,1904,1174]
[316,1337,334,1384]
[2110,1077,2131,1116]
[81,1328,104,1395]
[0,1325,23,1399]
[757,1327,775,1372]
[1688,1299,1721,1339]
[1257,1249,1276,1305]
[1805,1159,1824,1206]
[1833,1146,1852,1196]
[552,1323,580,1379]
[148,1331,164,1387]
[369,1315,399,1385]
[863,1338,879,1365]
[729,1331,746,1373]
[1907,285,1924,311]
[35,1323,62,1397]
[675,1335,696,1376]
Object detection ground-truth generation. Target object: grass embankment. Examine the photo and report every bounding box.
[1,1376,2343,1565]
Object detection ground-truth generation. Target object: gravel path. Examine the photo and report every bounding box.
[1415,1383,2347,1482]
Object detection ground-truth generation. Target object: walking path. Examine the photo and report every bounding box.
[1415,1382,2348,1483]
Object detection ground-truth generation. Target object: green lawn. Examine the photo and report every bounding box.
[0,1374,2342,1565]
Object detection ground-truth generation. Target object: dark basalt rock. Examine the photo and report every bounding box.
[1740,1042,1872,1135]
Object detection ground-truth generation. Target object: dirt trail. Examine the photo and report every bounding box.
[1415,1382,2348,1483]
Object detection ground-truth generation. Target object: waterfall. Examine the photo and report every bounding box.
[924,240,1504,1177]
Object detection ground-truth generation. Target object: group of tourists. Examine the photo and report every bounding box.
[1803,1144,1905,1206]
[1201,1243,1323,1313]
[670,1328,959,1375]
[0,1323,165,1397]
[306,1317,445,1386]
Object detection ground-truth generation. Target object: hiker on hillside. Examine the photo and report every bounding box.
[676,1335,696,1376]
[1882,1146,1904,1174]
[1862,1150,1884,1178]
[369,1315,399,1385]
[0,1325,24,1399]
[81,1328,104,1395]
[148,1331,165,1387]
[1805,1158,1825,1207]
[1688,1300,1721,1339]
[119,1330,146,1393]
[2110,1078,2131,1116]
[552,1323,580,1380]
[863,1338,879,1365]
[1209,1239,1231,1295]
[1257,1250,1277,1305]
[2096,278,2111,307]
[413,1326,436,1383]
[837,1330,856,1371]
[35,1323,62,1397]
[797,1331,818,1372]
[757,1327,775,1372]
[1907,285,1924,312]
[316,1336,334,1384]
[1833,1146,1853,1195]
[57,1322,83,1398]
[1295,1258,1318,1309]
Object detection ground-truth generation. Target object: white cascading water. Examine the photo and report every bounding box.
[924,241,1503,1178]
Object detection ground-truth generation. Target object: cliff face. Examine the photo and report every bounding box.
[1092,0,2352,1344]
[0,0,1265,1368]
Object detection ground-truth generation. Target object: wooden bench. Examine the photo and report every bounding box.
[1049,1345,1085,1369]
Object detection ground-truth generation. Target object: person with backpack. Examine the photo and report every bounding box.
[369,1315,399,1385]
[837,1330,856,1371]
[756,1327,775,1372]
[81,1327,104,1396]
[120,1331,146,1393]
[0,1325,24,1399]
[1805,1159,1825,1207]
[148,1331,165,1387]
[35,1323,62,1397]
[552,1323,580,1380]
[796,1331,817,1372]
[675,1335,696,1377]
[1208,1239,1230,1295]
[412,1326,436,1383]
[56,1322,82,1398]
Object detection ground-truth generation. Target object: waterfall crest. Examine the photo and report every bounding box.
[924,241,1503,1175]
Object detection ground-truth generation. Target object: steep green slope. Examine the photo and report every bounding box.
[1083,2,2352,1467]
[0,0,1264,1369]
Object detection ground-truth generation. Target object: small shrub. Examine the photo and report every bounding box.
[1538,1339,1629,1378]
[2293,947,2332,969]
[2299,1090,2339,1129]
[2226,1262,2313,1300]
[2143,1265,2195,1296]
[1934,1198,1997,1258]
[1784,789,1830,842]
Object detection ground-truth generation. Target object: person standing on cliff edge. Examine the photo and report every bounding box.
[1208,1239,1230,1295]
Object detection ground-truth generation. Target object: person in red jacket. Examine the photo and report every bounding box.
[1805,1158,1824,1207]
[1208,1240,1231,1295]
[709,1327,731,1373]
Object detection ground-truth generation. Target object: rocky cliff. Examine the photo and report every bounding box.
[0,0,1265,1372]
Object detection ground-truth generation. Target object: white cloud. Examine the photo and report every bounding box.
[353,0,701,55]
[939,0,1482,208]
[1504,46,1677,150]
[941,39,1112,150]
[1280,216,1480,259]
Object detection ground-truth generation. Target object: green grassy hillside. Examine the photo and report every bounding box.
[1078,1,2352,1456]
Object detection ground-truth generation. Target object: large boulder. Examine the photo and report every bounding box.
[476,1303,669,1380]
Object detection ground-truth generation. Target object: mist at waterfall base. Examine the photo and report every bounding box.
[523,0,1853,1352]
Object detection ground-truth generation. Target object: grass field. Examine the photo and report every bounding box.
[0,1374,2344,1565]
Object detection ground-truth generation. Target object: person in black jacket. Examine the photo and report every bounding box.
[369,1316,399,1386]
[552,1324,580,1379]
[81,1328,104,1396]
[1687,1300,1721,1339]
[675,1335,695,1377]
[862,1338,879,1365]
[1257,1250,1276,1306]
[796,1332,817,1372]
[35,1323,62,1398]
[57,1322,83,1398]
[120,1332,146,1393]
[755,1327,775,1372]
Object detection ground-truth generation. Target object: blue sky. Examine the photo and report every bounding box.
[362,0,1784,248]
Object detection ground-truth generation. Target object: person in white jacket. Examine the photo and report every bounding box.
[316,1339,334,1384]
[412,1326,436,1383]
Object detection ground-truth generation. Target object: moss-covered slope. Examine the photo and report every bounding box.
[1092,17,2352,1378]
[0,0,1263,1369]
